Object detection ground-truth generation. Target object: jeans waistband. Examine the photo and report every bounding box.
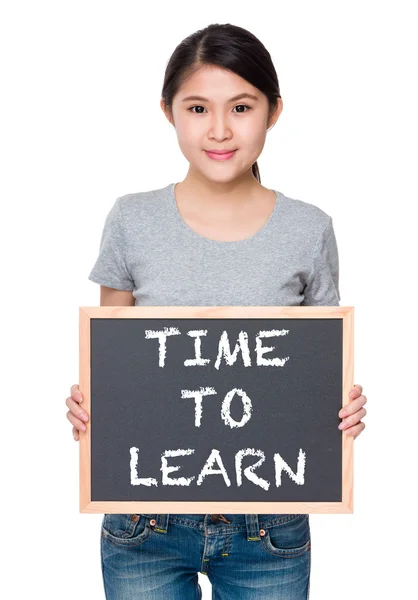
[140,513,306,540]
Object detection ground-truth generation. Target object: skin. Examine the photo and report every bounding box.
[67,64,367,440]
[160,65,283,241]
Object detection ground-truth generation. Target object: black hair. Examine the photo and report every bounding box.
[161,23,281,184]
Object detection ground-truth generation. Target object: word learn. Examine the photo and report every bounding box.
[129,446,306,490]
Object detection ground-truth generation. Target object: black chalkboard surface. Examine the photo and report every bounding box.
[79,306,354,514]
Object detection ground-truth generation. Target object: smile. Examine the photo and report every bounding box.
[204,150,237,161]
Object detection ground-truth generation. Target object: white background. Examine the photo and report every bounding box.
[2,1,417,598]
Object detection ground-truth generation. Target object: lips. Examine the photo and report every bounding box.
[206,149,236,154]
[205,149,237,161]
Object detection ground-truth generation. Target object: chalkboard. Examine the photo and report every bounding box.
[79,306,353,514]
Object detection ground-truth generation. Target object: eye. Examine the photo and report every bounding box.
[188,105,207,114]
[187,104,251,114]
[233,104,251,113]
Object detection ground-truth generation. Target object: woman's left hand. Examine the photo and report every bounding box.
[338,384,367,439]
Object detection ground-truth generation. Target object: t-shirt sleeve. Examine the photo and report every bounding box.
[301,217,341,306]
[88,197,135,291]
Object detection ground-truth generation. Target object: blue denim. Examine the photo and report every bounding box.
[101,513,311,599]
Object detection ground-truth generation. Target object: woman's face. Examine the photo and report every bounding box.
[162,65,282,184]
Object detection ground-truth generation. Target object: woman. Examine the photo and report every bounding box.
[66,23,367,600]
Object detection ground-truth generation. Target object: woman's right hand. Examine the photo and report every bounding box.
[66,383,89,441]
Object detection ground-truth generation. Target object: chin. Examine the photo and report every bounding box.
[202,172,239,185]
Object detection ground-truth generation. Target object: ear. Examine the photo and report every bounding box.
[160,98,174,126]
[267,97,284,129]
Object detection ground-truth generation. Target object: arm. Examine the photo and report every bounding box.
[100,285,135,306]
[301,217,341,306]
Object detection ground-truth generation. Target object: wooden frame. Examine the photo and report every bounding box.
[79,305,354,514]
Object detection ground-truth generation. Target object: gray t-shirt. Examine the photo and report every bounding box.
[88,181,341,307]
[88,181,340,520]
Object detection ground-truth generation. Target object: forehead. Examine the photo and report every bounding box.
[175,65,260,102]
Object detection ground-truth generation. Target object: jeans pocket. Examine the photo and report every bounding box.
[260,514,311,558]
[101,514,153,548]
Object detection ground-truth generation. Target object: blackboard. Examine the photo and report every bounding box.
[79,306,353,514]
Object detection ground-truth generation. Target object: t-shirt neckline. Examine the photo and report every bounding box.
[169,182,281,245]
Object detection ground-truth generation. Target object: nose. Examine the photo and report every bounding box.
[208,113,232,141]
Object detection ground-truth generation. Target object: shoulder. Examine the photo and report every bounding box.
[277,189,332,224]
[275,190,334,241]
[117,183,173,218]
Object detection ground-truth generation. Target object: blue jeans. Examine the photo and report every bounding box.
[101,513,311,599]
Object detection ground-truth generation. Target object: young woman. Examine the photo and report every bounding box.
[66,23,367,600]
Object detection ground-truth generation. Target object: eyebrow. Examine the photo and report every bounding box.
[180,93,260,103]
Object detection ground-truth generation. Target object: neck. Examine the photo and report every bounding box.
[177,170,266,211]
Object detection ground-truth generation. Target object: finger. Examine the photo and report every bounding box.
[66,409,87,433]
[70,383,79,396]
[70,383,83,404]
[344,421,366,439]
[349,384,363,398]
[339,394,367,418]
[66,396,89,423]
[73,426,79,441]
[339,407,367,429]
